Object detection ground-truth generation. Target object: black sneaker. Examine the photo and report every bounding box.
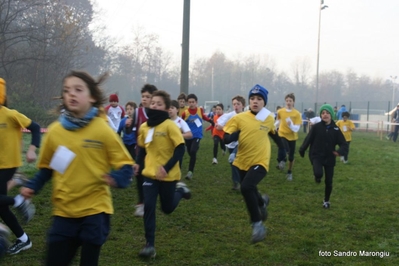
[7,238,32,255]
[259,194,270,221]
[16,200,36,224]
[139,245,156,258]
[176,182,191,200]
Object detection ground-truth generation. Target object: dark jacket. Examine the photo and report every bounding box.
[299,120,348,166]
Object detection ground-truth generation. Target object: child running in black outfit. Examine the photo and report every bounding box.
[299,104,348,209]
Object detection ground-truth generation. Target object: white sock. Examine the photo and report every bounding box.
[13,194,24,207]
[18,233,28,243]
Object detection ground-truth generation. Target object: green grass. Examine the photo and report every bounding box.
[3,130,399,265]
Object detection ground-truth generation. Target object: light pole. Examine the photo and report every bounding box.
[315,0,328,105]
[390,75,397,107]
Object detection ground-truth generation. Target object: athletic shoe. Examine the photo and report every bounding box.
[139,245,156,258]
[176,182,191,199]
[16,200,35,224]
[286,173,293,181]
[277,161,285,171]
[222,150,226,156]
[7,237,32,255]
[314,176,321,183]
[12,172,29,186]
[134,204,144,217]
[251,222,266,244]
[259,194,270,221]
[212,158,218,164]
[231,182,240,191]
[385,135,390,140]
[340,156,345,162]
[185,171,193,180]
[0,224,10,257]
[323,201,330,209]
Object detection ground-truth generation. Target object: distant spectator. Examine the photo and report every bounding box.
[392,104,399,142]
[302,109,308,133]
[333,106,338,120]
[336,105,348,120]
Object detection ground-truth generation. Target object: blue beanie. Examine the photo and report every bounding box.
[248,84,268,106]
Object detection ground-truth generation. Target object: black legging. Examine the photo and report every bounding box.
[213,135,226,158]
[0,168,24,238]
[236,165,267,223]
[46,240,102,266]
[312,159,334,202]
[185,138,201,172]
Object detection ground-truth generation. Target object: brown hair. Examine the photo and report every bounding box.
[285,93,295,102]
[125,101,137,109]
[177,92,187,101]
[59,70,108,114]
[152,90,171,109]
[232,95,245,106]
[171,100,179,109]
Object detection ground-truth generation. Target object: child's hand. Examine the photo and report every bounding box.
[26,145,37,163]
[332,151,340,157]
[156,166,167,180]
[20,187,35,199]
[103,174,117,187]
[125,118,132,127]
[133,164,140,175]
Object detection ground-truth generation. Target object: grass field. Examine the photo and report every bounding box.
[2,129,399,265]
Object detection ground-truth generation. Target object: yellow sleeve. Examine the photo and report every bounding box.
[224,115,238,134]
[137,124,146,147]
[11,110,32,129]
[37,131,54,169]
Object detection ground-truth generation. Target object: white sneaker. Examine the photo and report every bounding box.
[277,161,285,171]
[134,204,144,217]
[212,158,218,164]
[340,156,345,162]
[286,173,293,181]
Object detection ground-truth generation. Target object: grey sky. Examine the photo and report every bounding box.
[94,0,398,79]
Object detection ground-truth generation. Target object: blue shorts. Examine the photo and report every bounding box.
[48,213,110,246]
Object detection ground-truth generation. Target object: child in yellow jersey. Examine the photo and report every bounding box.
[134,90,191,259]
[21,71,134,266]
[275,93,302,181]
[224,84,284,244]
[177,92,188,117]
[336,111,355,163]
[0,78,40,255]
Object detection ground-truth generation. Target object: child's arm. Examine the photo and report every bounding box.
[21,168,53,198]
[25,121,41,163]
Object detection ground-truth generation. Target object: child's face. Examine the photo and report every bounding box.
[232,99,244,113]
[63,77,95,118]
[168,106,178,117]
[150,96,167,111]
[141,92,152,108]
[187,98,197,109]
[178,99,186,108]
[125,105,134,117]
[343,116,348,121]
[110,101,118,107]
[321,110,332,124]
[285,97,294,109]
[249,95,264,113]
[215,106,223,115]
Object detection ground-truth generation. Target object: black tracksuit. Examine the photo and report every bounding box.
[299,120,348,202]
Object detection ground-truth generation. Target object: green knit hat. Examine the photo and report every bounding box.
[319,104,334,117]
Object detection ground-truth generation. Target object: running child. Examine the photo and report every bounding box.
[181,94,213,180]
[0,78,39,255]
[275,93,302,181]
[134,90,191,258]
[336,111,355,163]
[299,104,348,209]
[118,101,137,160]
[104,94,125,130]
[133,84,158,217]
[211,103,226,164]
[21,71,134,265]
